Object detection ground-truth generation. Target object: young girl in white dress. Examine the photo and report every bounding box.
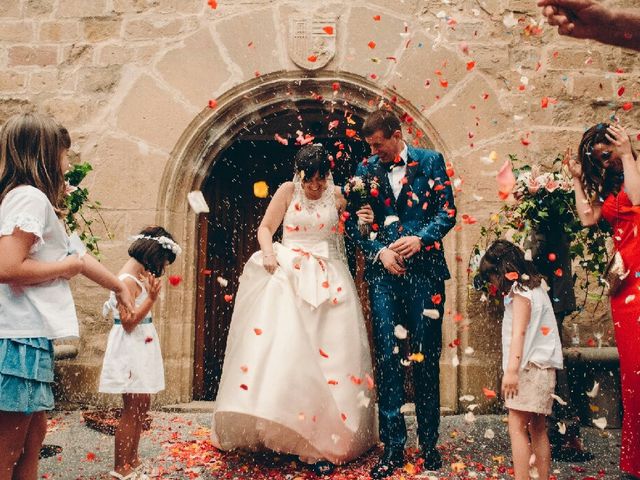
[479,240,563,480]
[0,113,134,480]
[99,226,181,480]
[211,144,376,476]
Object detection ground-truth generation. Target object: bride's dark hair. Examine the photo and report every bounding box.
[294,144,331,182]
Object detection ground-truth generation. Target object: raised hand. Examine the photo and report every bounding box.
[562,147,582,179]
[538,0,611,40]
[605,123,633,160]
[140,271,162,300]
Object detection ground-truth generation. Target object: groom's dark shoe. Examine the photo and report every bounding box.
[421,448,442,471]
[370,448,404,479]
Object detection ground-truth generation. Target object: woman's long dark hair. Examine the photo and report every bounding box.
[578,123,637,200]
[479,239,543,296]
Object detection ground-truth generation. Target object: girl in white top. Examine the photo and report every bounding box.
[479,239,563,480]
[0,113,134,480]
[99,226,180,480]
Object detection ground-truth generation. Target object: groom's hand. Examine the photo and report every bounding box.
[389,236,422,259]
[380,249,406,275]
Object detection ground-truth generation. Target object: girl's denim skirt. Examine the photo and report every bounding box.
[0,338,54,413]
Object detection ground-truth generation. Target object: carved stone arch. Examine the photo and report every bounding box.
[156,71,461,406]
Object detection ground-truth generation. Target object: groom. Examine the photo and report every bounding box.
[350,110,456,478]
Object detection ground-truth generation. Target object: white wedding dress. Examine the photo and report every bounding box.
[211,176,376,464]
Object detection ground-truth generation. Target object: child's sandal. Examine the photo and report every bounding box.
[109,471,136,480]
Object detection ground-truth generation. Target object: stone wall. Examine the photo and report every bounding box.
[1,0,638,411]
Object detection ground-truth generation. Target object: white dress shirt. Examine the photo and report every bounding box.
[387,144,408,199]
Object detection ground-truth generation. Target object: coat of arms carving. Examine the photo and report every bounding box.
[288,16,336,71]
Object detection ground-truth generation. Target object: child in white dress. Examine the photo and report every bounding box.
[479,240,563,480]
[99,226,181,480]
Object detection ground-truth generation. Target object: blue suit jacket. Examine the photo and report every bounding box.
[347,146,457,283]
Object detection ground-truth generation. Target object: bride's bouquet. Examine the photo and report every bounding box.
[344,174,380,236]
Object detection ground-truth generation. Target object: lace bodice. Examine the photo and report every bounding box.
[282,175,347,264]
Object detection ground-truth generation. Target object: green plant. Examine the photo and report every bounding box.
[471,154,611,305]
[64,162,110,256]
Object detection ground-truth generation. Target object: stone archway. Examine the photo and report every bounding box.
[156,71,463,408]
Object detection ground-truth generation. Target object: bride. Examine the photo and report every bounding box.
[211,144,376,474]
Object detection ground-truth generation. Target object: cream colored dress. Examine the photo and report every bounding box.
[211,176,376,464]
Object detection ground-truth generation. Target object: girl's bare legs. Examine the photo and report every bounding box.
[0,411,46,480]
[126,394,150,470]
[115,394,148,476]
[529,413,551,480]
[509,409,533,480]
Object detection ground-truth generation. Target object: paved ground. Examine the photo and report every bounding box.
[40,411,622,479]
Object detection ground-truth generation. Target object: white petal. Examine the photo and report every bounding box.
[551,394,567,406]
[459,394,475,402]
[216,276,228,287]
[483,428,495,439]
[586,381,600,398]
[394,324,408,340]
[452,354,460,368]
[557,422,566,435]
[383,215,400,227]
[187,190,210,214]
[464,411,476,423]
[464,346,475,355]
[592,417,607,430]
[422,309,440,319]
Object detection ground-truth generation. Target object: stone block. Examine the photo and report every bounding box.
[61,43,94,67]
[39,21,81,42]
[113,0,203,14]
[57,0,108,18]
[545,45,605,71]
[338,5,408,83]
[458,356,502,413]
[123,16,198,40]
[83,135,167,210]
[115,74,194,151]
[8,46,58,67]
[29,69,76,94]
[82,17,123,43]
[213,7,284,81]
[0,21,35,42]
[41,97,101,129]
[465,42,511,75]
[390,32,470,111]
[0,71,27,92]
[0,99,33,125]
[24,0,54,16]
[0,2,20,17]
[427,73,510,152]
[568,72,615,100]
[78,65,122,94]
[367,0,420,16]
[96,44,136,66]
[156,28,233,109]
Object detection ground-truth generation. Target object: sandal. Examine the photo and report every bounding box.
[109,471,137,480]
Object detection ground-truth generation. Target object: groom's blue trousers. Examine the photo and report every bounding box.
[369,273,444,452]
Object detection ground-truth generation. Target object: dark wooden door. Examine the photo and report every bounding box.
[193,131,368,400]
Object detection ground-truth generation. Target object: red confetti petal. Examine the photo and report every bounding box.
[327,379,338,385]
[618,85,625,96]
[505,271,519,281]
[622,102,633,111]
[307,54,318,63]
[319,348,329,358]
[322,26,334,35]
[466,61,475,71]
[224,294,233,302]
[207,0,217,9]
[253,328,262,335]
[345,128,357,138]
[368,41,376,49]
[240,384,248,390]
[431,293,442,305]
[144,336,153,344]
[373,14,381,21]
[86,452,97,461]
[483,387,497,398]
[208,99,218,109]
[541,326,551,336]
[554,268,563,277]
[168,275,182,286]
[548,253,557,261]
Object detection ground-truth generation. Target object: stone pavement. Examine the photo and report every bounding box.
[40,410,622,479]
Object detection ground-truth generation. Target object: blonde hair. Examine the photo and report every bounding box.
[0,112,68,209]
